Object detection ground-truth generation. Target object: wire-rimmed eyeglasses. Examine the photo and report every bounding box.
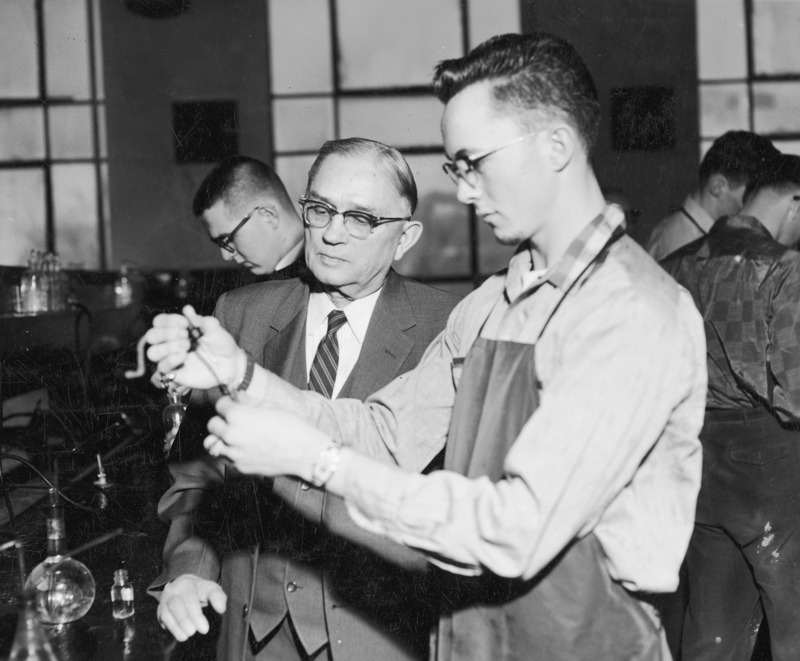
[211,205,264,253]
[298,197,411,240]
[442,130,541,187]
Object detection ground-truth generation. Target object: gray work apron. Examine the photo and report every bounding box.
[434,232,666,661]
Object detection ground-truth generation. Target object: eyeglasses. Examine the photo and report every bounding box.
[211,205,263,253]
[442,130,541,187]
[298,197,411,240]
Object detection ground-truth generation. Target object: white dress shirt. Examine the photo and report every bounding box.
[305,289,382,398]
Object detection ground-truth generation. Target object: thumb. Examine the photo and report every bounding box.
[203,582,228,614]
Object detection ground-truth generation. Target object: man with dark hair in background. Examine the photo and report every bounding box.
[647,131,779,261]
[187,156,306,315]
[146,33,707,659]
[151,138,460,661]
[662,153,800,661]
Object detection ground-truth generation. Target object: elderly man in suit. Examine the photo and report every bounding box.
[149,137,460,661]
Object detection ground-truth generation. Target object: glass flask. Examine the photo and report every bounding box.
[111,569,135,619]
[8,589,59,661]
[25,489,96,624]
[161,387,186,456]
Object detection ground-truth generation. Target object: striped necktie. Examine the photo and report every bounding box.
[308,309,347,399]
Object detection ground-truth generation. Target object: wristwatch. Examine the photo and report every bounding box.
[310,441,341,487]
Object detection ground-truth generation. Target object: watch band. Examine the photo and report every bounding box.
[236,354,255,392]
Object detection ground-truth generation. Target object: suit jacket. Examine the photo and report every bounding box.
[151,270,460,661]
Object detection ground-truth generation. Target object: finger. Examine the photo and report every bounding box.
[181,305,201,325]
[203,583,228,615]
[158,602,191,642]
[170,592,208,637]
[206,414,228,437]
[215,395,236,418]
[147,338,192,363]
[204,434,227,458]
[152,312,191,329]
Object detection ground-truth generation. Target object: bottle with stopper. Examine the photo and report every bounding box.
[25,488,96,623]
[111,569,135,619]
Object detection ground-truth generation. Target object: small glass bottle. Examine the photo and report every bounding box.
[111,569,135,619]
[25,488,96,624]
[8,589,59,661]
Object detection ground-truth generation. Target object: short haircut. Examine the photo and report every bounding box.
[192,156,292,217]
[744,153,800,202]
[432,32,601,156]
[698,131,780,189]
[305,137,419,215]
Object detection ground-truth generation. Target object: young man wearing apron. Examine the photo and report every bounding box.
[147,32,708,660]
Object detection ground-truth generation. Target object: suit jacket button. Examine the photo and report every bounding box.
[286,581,297,593]
[300,481,310,491]
[242,604,249,619]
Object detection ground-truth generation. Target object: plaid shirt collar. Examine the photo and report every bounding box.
[505,204,626,302]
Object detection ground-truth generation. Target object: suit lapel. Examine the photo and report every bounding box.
[339,270,415,400]
[261,283,309,389]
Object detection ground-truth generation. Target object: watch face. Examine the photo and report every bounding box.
[311,443,341,487]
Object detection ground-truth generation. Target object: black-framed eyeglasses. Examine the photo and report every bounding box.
[211,205,263,253]
[442,130,541,187]
[298,197,411,240]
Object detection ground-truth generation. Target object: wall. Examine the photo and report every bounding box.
[100,0,698,268]
[528,0,699,245]
[100,0,271,269]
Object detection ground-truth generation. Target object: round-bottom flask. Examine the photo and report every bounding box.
[25,555,96,624]
[25,488,96,623]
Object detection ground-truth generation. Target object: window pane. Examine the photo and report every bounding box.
[0,108,46,160]
[753,82,800,134]
[51,164,99,268]
[273,98,335,153]
[393,154,471,279]
[269,0,332,94]
[337,0,462,90]
[339,96,444,148]
[696,0,747,80]
[468,0,520,48]
[275,154,317,206]
[43,0,91,100]
[0,169,46,266]
[49,105,94,159]
[773,140,800,157]
[699,83,749,137]
[753,0,800,75]
[478,221,516,275]
[0,0,38,98]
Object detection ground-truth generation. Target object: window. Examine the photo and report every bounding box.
[697,0,800,157]
[0,0,108,268]
[267,0,521,288]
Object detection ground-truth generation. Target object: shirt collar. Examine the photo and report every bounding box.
[307,287,383,344]
[714,213,775,240]
[505,203,626,301]
[682,195,715,233]
[274,238,304,272]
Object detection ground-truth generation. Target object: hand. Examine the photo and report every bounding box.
[145,305,242,390]
[157,574,227,642]
[205,395,327,479]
